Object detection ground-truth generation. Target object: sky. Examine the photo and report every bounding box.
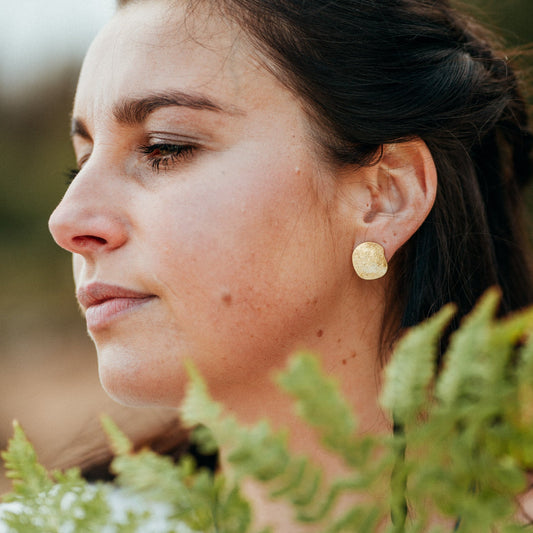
[0,0,117,93]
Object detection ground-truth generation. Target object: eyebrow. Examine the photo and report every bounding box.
[70,90,242,139]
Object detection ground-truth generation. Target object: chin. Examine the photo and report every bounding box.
[96,345,187,408]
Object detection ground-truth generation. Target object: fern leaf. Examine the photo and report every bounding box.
[210,484,252,533]
[277,353,361,465]
[484,307,533,387]
[287,467,321,508]
[1,421,52,499]
[297,476,369,522]
[269,457,307,498]
[513,333,533,466]
[326,505,383,533]
[381,303,455,424]
[180,361,223,429]
[191,425,219,456]
[101,414,134,455]
[517,331,533,391]
[435,288,500,406]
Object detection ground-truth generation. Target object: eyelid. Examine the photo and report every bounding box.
[139,142,196,172]
[76,154,91,170]
[72,134,92,168]
[145,131,203,145]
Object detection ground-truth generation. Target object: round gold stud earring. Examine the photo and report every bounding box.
[352,242,388,280]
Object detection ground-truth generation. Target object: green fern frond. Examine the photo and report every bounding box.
[277,353,359,464]
[180,356,395,530]
[518,331,533,377]
[510,332,533,467]
[191,425,219,456]
[400,291,533,531]
[1,421,53,500]
[110,447,216,531]
[180,360,223,429]
[101,414,134,455]
[435,288,501,406]
[381,303,456,425]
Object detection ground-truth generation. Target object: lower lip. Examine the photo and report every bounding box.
[85,297,155,331]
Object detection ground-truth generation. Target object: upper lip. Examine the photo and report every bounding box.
[77,282,155,310]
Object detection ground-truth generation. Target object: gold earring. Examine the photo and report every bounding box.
[352,242,388,280]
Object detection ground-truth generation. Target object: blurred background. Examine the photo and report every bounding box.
[1,0,532,491]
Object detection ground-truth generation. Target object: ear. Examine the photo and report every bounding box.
[338,140,437,263]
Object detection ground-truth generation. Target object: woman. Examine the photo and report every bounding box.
[45,0,533,529]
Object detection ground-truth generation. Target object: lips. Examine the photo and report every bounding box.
[77,282,156,331]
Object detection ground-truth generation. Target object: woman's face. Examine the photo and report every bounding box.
[49,0,360,407]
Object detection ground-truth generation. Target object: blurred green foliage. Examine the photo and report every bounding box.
[460,0,533,48]
[1,1,532,359]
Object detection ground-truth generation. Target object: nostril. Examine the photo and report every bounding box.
[72,235,108,247]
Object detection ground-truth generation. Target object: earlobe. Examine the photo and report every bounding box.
[350,140,437,264]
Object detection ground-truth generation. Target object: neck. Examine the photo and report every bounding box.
[206,280,395,530]
[215,307,392,531]
[218,376,390,532]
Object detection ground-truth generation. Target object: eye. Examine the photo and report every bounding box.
[139,143,196,172]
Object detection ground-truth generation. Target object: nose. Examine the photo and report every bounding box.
[48,166,129,257]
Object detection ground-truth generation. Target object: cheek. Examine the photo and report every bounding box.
[143,157,337,348]
[146,154,322,288]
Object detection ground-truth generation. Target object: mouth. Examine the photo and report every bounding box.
[77,282,156,331]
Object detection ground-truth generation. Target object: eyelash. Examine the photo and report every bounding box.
[139,143,195,172]
[65,168,79,185]
[65,143,195,185]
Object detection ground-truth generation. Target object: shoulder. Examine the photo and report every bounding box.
[0,486,194,533]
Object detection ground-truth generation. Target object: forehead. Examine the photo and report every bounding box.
[73,0,278,119]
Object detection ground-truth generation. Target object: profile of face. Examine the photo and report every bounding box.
[48,0,435,412]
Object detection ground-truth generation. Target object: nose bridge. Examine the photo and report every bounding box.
[48,155,129,255]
